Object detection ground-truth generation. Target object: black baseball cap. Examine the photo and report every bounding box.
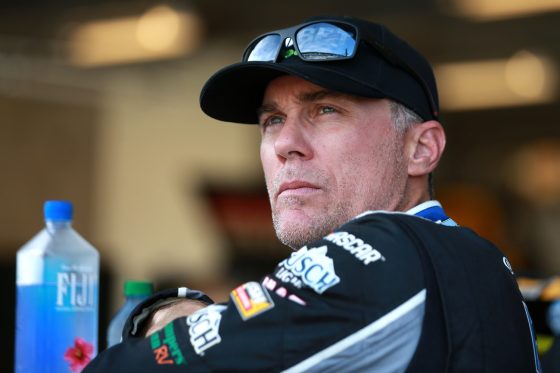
[199,15,439,124]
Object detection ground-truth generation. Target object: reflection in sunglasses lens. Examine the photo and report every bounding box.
[296,23,356,60]
[248,34,282,62]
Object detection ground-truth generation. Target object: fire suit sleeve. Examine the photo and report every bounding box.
[84,213,426,372]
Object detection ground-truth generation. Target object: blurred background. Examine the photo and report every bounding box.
[1,0,560,370]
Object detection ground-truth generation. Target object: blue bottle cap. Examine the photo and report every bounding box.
[44,200,73,221]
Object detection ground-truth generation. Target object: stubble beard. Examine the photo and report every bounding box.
[271,195,351,250]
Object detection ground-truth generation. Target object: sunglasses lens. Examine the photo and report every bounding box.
[296,22,357,61]
[247,34,282,62]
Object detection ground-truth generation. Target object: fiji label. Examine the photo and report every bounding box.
[56,269,97,310]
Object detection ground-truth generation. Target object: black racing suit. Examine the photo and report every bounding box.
[84,203,540,372]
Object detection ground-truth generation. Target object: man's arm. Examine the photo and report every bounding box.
[85,214,426,372]
[143,299,208,337]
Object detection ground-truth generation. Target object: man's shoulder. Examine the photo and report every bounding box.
[317,211,428,284]
[294,211,427,320]
[350,210,517,286]
[338,210,502,259]
[331,211,427,248]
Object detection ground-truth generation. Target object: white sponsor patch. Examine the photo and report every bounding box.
[324,231,385,265]
[276,246,340,294]
[186,304,226,355]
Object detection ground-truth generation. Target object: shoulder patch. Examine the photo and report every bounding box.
[150,323,187,365]
[275,245,340,294]
[186,304,226,355]
[231,281,275,320]
[262,275,307,306]
[324,231,385,264]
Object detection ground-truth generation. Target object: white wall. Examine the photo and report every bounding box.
[92,40,264,303]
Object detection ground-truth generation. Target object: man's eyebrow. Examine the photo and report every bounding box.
[256,89,345,118]
[256,103,277,119]
[296,89,344,103]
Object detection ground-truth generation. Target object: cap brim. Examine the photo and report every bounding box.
[199,59,386,124]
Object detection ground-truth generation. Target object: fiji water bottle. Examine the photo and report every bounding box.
[15,200,99,373]
[106,280,153,348]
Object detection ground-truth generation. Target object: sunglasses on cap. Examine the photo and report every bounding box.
[242,20,439,119]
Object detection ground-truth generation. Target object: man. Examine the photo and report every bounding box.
[85,16,540,372]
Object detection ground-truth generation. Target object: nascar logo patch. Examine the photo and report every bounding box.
[231,281,274,320]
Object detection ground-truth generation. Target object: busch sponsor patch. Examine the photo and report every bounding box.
[324,231,385,265]
[231,281,275,320]
[275,245,340,294]
[186,304,226,355]
[150,323,186,365]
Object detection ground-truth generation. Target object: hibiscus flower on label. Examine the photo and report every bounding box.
[64,337,94,372]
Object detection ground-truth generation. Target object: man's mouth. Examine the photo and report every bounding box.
[277,181,321,198]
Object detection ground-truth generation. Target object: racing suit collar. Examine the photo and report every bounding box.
[354,200,457,226]
[406,200,457,226]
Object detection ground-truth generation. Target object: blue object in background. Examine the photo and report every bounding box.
[547,300,560,336]
[106,280,153,348]
[15,201,99,373]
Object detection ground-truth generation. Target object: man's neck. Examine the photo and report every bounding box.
[396,176,431,212]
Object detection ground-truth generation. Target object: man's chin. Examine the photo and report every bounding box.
[272,202,352,248]
[275,227,312,250]
[274,213,332,250]
[273,212,313,249]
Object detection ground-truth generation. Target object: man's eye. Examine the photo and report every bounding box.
[261,115,284,128]
[319,106,337,114]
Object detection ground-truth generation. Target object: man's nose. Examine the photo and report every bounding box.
[274,119,312,161]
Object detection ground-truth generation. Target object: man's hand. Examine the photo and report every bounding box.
[143,299,208,337]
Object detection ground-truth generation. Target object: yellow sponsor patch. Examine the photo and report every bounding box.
[231,281,274,320]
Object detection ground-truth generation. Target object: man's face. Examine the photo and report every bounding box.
[259,75,409,249]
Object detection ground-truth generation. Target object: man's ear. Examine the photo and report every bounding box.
[406,121,446,177]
